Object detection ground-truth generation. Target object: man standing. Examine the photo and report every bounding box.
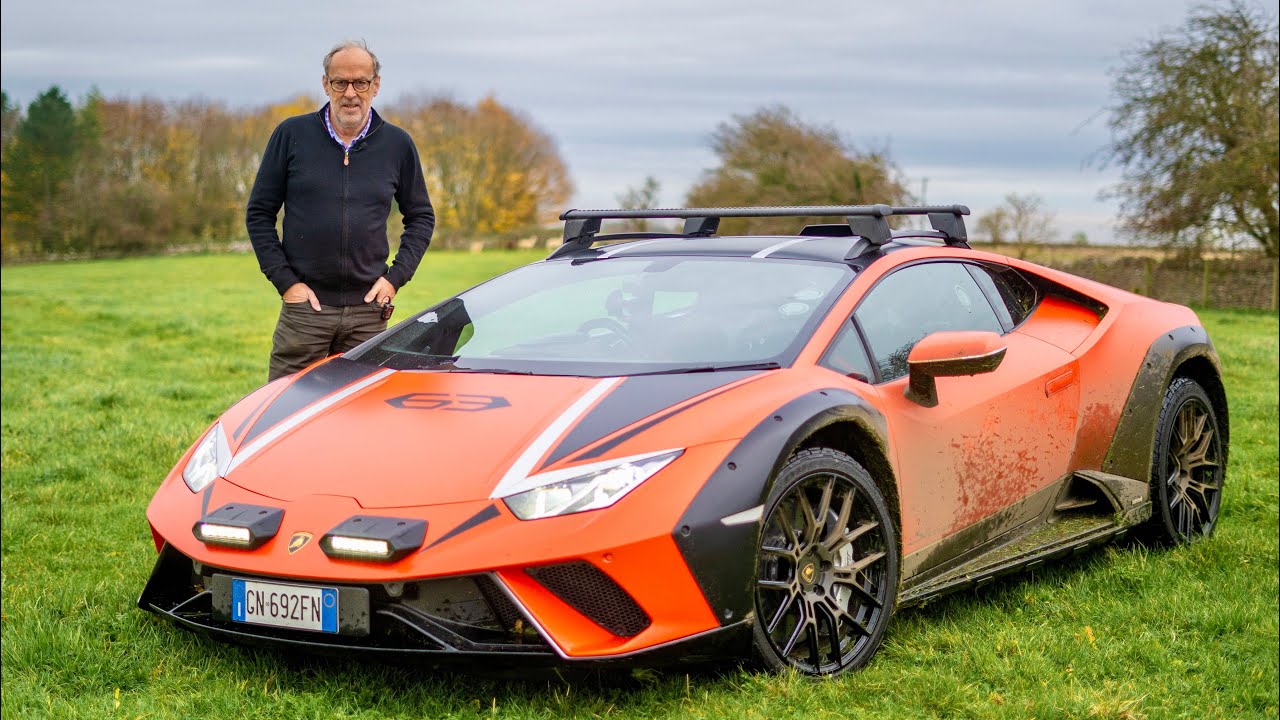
[247,39,434,381]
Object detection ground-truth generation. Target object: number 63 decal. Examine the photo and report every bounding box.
[385,393,510,412]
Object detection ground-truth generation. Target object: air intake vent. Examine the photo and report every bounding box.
[526,561,651,637]
[473,574,526,631]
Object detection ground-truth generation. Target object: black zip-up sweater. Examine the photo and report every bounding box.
[246,105,435,307]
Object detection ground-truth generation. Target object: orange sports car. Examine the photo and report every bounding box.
[140,205,1228,676]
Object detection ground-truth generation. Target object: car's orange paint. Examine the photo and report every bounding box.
[148,436,741,654]
[220,377,291,450]
[1016,295,1101,353]
[540,372,768,468]
[873,330,1080,551]
[1065,298,1201,473]
[224,372,610,506]
[151,440,733,581]
[805,246,1204,555]
[908,330,1006,364]
[145,240,1216,659]
[498,536,719,656]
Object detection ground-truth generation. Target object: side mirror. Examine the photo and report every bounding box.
[904,331,1006,407]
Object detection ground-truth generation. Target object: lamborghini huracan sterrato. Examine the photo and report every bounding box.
[140,205,1228,676]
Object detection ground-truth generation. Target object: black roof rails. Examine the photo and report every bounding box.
[552,205,970,260]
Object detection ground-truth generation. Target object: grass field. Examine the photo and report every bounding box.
[2,252,1276,720]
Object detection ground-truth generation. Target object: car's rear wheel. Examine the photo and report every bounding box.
[752,448,898,676]
[1147,377,1224,544]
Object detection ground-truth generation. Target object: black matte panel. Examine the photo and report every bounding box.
[557,234,928,268]
[1102,325,1222,483]
[672,389,888,626]
[232,392,274,442]
[526,561,651,637]
[427,504,501,549]
[596,236,788,258]
[570,388,723,463]
[545,372,758,468]
[242,358,381,446]
[321,515,426,561]
[194,503,284,549]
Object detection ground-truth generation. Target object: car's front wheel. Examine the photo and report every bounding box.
[752,448,899,676]
[1147,377,1225,544]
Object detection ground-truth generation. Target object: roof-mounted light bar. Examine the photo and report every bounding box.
[551,204,971,260]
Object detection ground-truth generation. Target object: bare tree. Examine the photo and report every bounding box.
[977,194,1056,258]
[387,94,572,245]
[615,176,661,232]
[976,207,1010,249]
[1103,0,1279,258]
[686,105,907,235]
[1006,193,1057,258]
[0,90,19,150]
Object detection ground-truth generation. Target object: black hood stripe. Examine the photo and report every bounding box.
[546,371,762,468]
[426,504,501,549]
[200,483,214,518]
[241,358,382,447]
[231,392,275,442]
[570,391,718,463]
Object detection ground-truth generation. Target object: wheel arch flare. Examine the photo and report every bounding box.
[1103,325,1227,484]
[670,388,890,627]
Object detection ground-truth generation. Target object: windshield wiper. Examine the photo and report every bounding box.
[450,366,537,375]
[630,361,783,376]
[390,355,458,371]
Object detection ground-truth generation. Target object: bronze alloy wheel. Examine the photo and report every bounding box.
[752,448,898,675]
[1149,377,1225,543]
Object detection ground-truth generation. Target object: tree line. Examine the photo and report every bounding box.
[0,90,571,261]
[1,2,1275,265]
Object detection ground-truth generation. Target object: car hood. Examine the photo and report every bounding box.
[218,358,763,508]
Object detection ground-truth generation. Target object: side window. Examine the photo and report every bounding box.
[855,262,1004,382]
[820,321,874,382]
[972,264,1041,327]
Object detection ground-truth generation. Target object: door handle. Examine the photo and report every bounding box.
[1045,368,1077,397]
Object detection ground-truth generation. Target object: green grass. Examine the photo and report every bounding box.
[2,253,1277,719]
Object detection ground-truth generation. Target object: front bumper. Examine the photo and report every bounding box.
[139,544,751,667]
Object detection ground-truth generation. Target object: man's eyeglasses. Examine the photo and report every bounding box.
[327,78,374,93]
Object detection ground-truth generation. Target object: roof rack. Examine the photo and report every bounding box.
[552,205,970,260]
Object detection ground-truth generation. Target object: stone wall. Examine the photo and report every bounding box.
[1043,254,1275,310]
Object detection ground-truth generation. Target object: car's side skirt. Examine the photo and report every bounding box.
[898,470,1151,607]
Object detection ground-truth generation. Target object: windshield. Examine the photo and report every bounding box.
[350,256,852,376]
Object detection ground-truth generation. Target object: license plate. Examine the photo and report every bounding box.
[231,578,338,633]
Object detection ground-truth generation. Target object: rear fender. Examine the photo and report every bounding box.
[1102,325,1226,484]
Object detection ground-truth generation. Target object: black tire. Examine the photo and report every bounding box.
[1146,377,1225,544]
[752,448,899,676]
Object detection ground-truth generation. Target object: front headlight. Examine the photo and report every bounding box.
[503,449,683,520]
[182,423,229,493]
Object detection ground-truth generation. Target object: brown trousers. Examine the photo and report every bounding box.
[268,301,387,381]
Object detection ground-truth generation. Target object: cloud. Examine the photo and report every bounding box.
[1,0,1208,244]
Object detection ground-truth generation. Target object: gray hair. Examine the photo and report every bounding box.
[323,39,381,77]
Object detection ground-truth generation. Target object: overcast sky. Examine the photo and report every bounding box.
[1,0,1216,244]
